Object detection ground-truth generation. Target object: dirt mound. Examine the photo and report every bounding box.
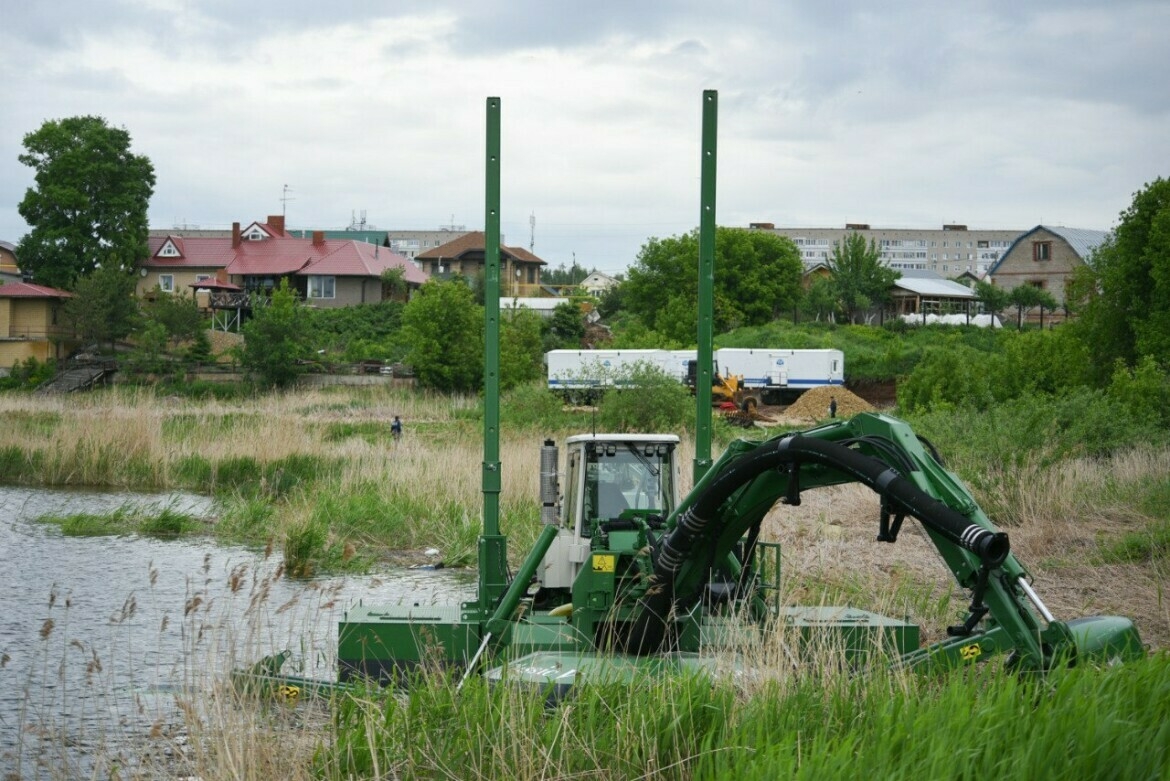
[783,385,873,421]
[206,329,243,360]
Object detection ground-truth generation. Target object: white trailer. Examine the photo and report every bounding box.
[546,349,673,393]
[714,348,844,404]
[546,348,845,404]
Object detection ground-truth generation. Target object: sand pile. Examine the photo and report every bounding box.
[783,385,873,421]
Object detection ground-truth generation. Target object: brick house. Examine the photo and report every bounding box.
[988,226,1108,322]
[416,232,546,297]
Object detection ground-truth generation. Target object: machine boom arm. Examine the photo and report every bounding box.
[618,413,1140,671]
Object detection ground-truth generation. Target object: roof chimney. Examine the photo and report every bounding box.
[268,215,286,236]
[232,222,241,248]
[312,230,325,246]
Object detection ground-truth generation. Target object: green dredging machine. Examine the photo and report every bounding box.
[243,93,1143,699]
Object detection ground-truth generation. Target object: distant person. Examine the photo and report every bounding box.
[391,415,403,440]
[829,396,838,418]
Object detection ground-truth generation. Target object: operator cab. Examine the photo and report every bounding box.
[535,433,680,595]
[571,434,679,530]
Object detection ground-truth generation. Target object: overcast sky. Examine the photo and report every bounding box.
[2,1,1167,275]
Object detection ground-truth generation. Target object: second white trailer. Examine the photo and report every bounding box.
[715,348,844,404]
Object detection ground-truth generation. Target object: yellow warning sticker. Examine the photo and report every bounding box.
[592,554,616,573]
[960,644,982,662]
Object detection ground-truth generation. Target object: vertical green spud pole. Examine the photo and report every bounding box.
[480,96,507,611]
[694,90,717,483]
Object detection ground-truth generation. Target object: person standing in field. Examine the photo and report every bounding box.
[391,415,403,441]
[829,396,838,418]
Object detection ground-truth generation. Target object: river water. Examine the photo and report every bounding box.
[0,486,475,777]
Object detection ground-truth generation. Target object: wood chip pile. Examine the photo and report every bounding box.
[783,385,874,421]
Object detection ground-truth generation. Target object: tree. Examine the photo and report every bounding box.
[500,309,544,390]
[801,276,838,322]
[827,233,900,324]
[623,228,803,343]
[239,279,313,389]
[400,278,483,392]
[62,266,140,352]
[543,300,586,351]
[1007,284,1052,330]
[1073,178,1170,375]
[16,116,156,289]
[141,290,204,349]
[974,279,1010,325]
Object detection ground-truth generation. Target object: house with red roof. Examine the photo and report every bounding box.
[416,231,546,297]
[137,215,428,309]
[0,281,76,366]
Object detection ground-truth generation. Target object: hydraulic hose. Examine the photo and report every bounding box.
[618,434,1009,655]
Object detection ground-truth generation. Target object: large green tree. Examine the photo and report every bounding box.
[828,233,900,324]
[623,227,803,343]
[400,278,484,392]
[62,266,140,352]
[240,280,313,389]
[1072,178,1170,375]
[16,116,156,289]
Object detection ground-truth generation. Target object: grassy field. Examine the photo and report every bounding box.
[2,383,1168,778]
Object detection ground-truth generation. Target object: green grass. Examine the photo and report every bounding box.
[317,653,1170,780]
[38,504,206,538]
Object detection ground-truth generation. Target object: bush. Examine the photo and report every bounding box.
[597,363,693,433]
[897,345,1003,413]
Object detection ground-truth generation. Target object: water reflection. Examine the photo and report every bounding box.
[0,486,474,774]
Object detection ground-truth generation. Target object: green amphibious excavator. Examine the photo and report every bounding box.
[239,93,1143,700]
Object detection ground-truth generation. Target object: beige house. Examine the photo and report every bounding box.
[579,271,618,296]
[988,226,1108,322]
[0,281,75,367]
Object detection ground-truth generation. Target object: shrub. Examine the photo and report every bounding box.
[597,363,693,433]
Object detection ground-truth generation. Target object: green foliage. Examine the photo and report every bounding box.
[401,278,483,392]
[1075,178,1170,377]
[897,345,1003,413]
[1108,354,1170,428]
[38,505,203,538]
[379,266,408,300]
[974,279,1009,321]
[321,656,1170,781]
[16,116,156,289]
[1007,283,1059,329]
[906,387,1167,468]
[828,232,900,323]
[542,300,586,351]
[542,260,592,286]
[498,381,590,430]
[500,309,543,390]
[123,321,172,378]
[141,290,204,348]
[623,227,803,342]
[597,363,694,432]
[0,357,57,390]
[63,266,140,351]
[239,279,313,388]
[800,275,838,321]
[304,300,405,359]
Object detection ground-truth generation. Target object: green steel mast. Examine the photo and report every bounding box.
[479,96,507,612]
[694,89,718,483]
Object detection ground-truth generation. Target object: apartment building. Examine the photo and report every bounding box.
[749,223,1023,277]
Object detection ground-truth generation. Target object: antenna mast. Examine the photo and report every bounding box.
[529,211,536,253]
[281,184,295,218]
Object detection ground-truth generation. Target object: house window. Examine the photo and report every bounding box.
[1033,241,1052,261]
[158,242,180,257]
[159,274,175,293]
[308,276,335,299]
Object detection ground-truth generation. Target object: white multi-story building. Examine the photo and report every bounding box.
[749,223,1023,278]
